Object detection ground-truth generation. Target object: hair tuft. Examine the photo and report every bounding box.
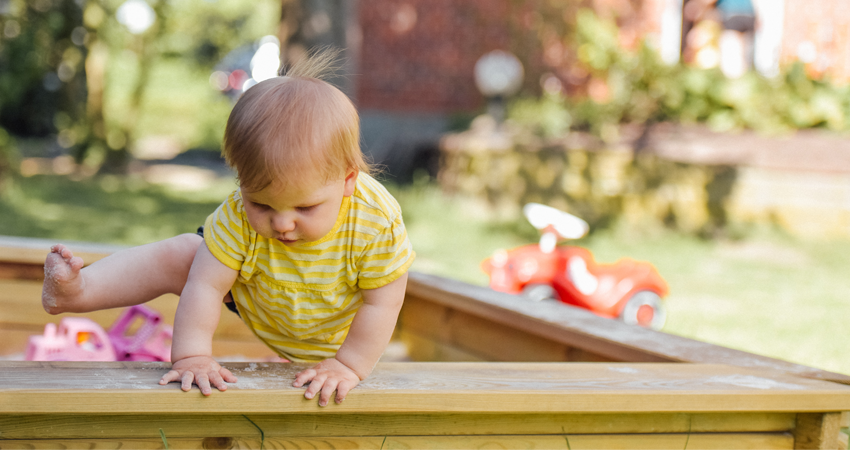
[279,46,344,81]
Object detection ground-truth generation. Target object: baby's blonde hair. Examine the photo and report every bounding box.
[223,48,369,192]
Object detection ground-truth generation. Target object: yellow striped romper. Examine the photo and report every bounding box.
[203,173,415,362]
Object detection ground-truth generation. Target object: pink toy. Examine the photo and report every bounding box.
[107,305,173,362]
[25,317,117,362]
[26,305,173,362]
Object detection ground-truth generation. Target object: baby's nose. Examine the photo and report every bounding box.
[271,213,296,232]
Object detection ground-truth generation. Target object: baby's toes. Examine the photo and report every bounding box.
[44,253,68,280]
[68,256,84,271]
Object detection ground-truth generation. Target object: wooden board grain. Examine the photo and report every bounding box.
[398,298,590,362]
[2,362,850,414]
[0,235,121,266]
[0,279,276,360]
[0,325,278,361]
[794,412,843,449]
[0,433,795,450]
[2,239,846,449]
[3,235,847,387]
[0,261,43,281]
[563,433,793,449]
[0,412,797,439]
[405,272,850,385]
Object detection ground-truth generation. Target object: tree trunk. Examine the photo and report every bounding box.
[278,0,357,97]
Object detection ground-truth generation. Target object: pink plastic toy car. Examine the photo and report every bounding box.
[108,305,173,362]
[25,317,117,362]
[26,305,173,362]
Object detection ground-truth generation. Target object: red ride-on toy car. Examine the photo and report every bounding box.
[482,203,669,330]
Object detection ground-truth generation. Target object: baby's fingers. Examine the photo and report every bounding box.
[335,379,358,404]
[159,370,181,385]
[208,371,229,393]
[219,366,238,384]
[304,374,327,400]
[318,379,340,407]
[195,373,213,396]
[180,371,196,392]
[292,368,317,388]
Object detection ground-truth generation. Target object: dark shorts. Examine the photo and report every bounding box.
[723,14,755,33]
[196,226,241,318]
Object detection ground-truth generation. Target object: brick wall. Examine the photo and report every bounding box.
[354,0,664,114]
[356,1,515,113]
[354,0,850,116]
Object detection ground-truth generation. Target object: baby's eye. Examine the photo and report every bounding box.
[296,205,317,212]
[251,202,271,210]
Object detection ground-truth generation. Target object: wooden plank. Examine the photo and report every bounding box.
[2,362,850,414]
[794,412,843,449]
[0,325,37,357]
[0,440,199,450]
[0,433,795,450]
[0,261,43,280]
[396,326,615,365]
[399,299,582,362]
[3,235,847,386]
[0,413,797,439]
[0,235,120,265]
[564,433,793,449]
[0,279,258,339]
[0,326,279,360]
[0,438,377,450]
[406,272,850,385]
[0,279,276,360]
[396,329,487,362]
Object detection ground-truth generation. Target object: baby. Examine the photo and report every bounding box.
[41,50,414,406]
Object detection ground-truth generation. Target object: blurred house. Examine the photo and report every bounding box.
[283,0,547,182]
[675,0,850,81]
[284,0,850,180]
[778,1,850,81]
[355,1,524,182]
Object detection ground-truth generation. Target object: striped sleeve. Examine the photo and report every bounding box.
[204,190,251,271]
[357,212,415,290]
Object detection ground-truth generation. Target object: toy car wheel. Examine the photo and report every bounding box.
[619,291,666,330]
[521,283,558,302]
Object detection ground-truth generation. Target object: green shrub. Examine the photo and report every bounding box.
[508,8,850,138]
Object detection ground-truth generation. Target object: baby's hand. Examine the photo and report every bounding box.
[159,355,237,396]
[292,358,361,406]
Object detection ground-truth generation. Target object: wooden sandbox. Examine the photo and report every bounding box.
[1,236,849,449]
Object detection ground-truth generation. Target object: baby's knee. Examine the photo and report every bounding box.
[173,232,203,254]
[168,233,203,266]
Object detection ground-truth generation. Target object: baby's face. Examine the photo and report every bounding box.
[241,170,358,246]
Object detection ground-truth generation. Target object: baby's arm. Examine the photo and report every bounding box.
[159,242,239,395]
[293,272,408,406]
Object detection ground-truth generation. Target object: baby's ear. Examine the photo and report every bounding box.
[343,168,359,196]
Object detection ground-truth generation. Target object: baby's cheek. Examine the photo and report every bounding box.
[244,212,269,237]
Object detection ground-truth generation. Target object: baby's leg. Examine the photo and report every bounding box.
[42,233,203,314]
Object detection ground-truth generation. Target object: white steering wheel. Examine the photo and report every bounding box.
[522,203,589,240]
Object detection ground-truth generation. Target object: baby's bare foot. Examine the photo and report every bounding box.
[42,244,86,314]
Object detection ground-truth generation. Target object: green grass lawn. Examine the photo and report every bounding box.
[2,172,848,375]
[393,181,850,376]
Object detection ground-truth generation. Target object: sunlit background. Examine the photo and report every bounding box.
[2,0,850,375]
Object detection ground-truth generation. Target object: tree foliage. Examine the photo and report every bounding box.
[508,8,850,139]
[0,0,278,174]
